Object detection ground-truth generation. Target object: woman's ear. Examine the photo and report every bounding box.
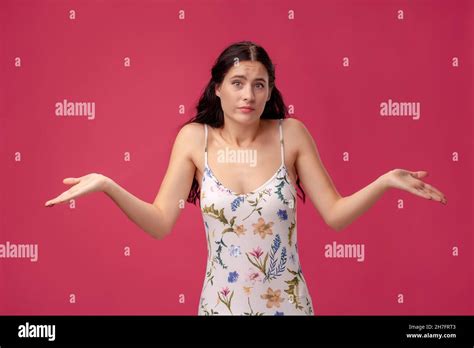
[215,84,221,98]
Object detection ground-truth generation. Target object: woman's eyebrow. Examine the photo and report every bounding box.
[230,75,267,82]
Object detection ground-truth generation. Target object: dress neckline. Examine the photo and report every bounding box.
[204,163,288,197]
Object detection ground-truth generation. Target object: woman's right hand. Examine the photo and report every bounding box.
[45,173,109,207]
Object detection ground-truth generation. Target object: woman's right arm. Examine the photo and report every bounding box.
[45,123,199,240]
[105,124,198,239]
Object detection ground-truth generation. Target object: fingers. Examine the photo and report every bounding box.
[45,191,71,207]
[413,186,447,204]
[410,171,428,178]
[410,175,447,204]
[45,200,57,207]
[425,187,447,204]
[424,183,447,203]
[410,170,448,204]
[46,177,83,207]
[63,178,79,184]
[415,180,447,204]
[413,187,432,200]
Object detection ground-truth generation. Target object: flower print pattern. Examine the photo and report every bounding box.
[198,119,314,315]
[217,287,234,314]
[227,271,239,283]
[252,217,274,239]
[284,267,310,312]
[245,246,268,278]
[243,297,264,316]
[260,287,285,308]
[263,234,287,282]
[243,286,252,296]
[231,196,245,211]
[289,252,296,265]
[287,221,295,246]
[242,189,272,221]
[229,244,241,257]
[246,270,262,284]
[277,209,288,221]
[249,246,264,259]
[233,224,246,236]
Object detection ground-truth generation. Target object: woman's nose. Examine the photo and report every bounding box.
[242,86,255,100]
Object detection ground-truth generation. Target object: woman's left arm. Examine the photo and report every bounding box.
[290,119,447,232]
[330,169,447,232]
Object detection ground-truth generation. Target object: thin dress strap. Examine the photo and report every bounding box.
[204,124,208,167]
[279,119,285,166]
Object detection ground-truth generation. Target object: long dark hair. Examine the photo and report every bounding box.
[181,40,306,205]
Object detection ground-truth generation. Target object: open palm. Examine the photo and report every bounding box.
[387,169,447,204]
[45,173,108,207]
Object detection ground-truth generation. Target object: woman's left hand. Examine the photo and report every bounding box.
[384,169,447,205]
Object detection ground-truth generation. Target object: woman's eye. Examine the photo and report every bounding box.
[232,81,264,88]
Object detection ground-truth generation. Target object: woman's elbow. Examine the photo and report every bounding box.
[330,221,344,232]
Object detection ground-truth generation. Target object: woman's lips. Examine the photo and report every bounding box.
[238,107,254,113]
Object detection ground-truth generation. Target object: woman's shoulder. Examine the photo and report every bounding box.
[279,117,307,138]
[175,122,205,164]
[173,122,204,154]
[180,121,204,131]
[178,122,206,141]
[264,117,303,127]
[279,118,313,156]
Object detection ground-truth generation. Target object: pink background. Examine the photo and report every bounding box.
[1,0,472,315]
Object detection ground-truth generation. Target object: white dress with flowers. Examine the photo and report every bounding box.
[198,119,314,315]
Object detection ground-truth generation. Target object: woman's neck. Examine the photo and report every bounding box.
[218,118,263,148]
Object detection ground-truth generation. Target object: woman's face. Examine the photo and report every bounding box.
[215,60,272,125]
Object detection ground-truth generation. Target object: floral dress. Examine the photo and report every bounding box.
[198,118,314,315]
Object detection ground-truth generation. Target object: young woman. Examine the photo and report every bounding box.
[45,41,447,315]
